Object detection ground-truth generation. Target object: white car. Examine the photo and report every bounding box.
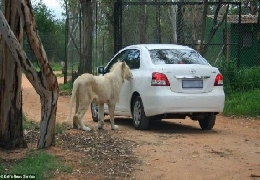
[91,44,225,130]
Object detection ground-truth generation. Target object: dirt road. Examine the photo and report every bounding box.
[21,75,260,179]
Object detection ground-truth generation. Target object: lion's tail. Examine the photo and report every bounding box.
[66,79,79,122]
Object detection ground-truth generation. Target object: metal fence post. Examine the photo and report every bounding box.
[114,0,122,54]
[237,2,242,68]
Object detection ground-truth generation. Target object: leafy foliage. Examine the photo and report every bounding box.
[59,82,72,94]
[216,59,260,94]
[216,59,260,117]
[24,1,65,64]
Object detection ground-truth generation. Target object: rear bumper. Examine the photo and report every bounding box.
[141,87,225,117]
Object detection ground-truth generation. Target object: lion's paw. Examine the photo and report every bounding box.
[81,126,91,131]
[111,125,118,130]
[98,121,104,129]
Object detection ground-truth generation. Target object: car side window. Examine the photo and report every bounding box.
[106,50,128,72]
[124,49,140,69]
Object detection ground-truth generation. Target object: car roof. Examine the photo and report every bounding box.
[125,44,193,51]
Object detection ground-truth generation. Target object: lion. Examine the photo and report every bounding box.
[66,62,133,131]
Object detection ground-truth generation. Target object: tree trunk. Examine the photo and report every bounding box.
[79,0,93,75]
[155,0,161,44]
[203,2,229,56]
[140,0,147,43]
[0,0,59,149]
[0,0,27,149]
[192,5,200,49]
[22,0,59,149]
[257,2,260,66]
[199,0,208,55]
[168,4,178,44]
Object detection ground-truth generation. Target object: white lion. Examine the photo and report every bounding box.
[66,62,133,131]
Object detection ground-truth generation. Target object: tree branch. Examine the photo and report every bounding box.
[0,10,42,95]
[203,3,229,55]
[20,0,58,91]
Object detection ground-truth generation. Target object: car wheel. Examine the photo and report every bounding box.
[198,113,216,130]
[91,103,98,122]
[132,96,149,130]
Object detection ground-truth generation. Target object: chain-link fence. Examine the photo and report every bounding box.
[65,1,260,99]
[114,1,259,67]
[24,31,65,70]
[65,16,82,83]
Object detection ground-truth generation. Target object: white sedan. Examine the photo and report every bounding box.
[91,44,225,130]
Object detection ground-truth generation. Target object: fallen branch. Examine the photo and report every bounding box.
[251,174,260,178]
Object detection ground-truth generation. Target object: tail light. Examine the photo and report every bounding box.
[151,72,170,86]
[214,73,223,86]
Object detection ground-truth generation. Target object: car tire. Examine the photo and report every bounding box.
[132,96,149,130]
[91,103,98,122]
[198,113,216,130]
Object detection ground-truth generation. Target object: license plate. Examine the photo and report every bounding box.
[182,80,203,88]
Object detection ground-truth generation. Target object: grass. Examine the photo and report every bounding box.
[223,89,260,117]
[215,59,260,118]
[2,151,72,179]
[0,161,3,174]
[23,114,67,134]
[55,72,63,77]
[32,62,63,72]
[3,115,71,178]
[59,82,72,94]
[55,122,67,134]
[50,62,63,71]
[23,114,39,130]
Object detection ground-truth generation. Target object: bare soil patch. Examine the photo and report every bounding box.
[1,74,260,179]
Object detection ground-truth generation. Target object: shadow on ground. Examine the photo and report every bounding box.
[102,117,219,135]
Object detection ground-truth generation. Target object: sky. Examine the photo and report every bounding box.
[42,0,64,19]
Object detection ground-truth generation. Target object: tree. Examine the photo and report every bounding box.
[242,0,258,15]
[167,2,178,44]
[79,0,93,75]
[200,0,229,55]
[29,1,65,63]
[140,0,148,43]
[0,0,59,149]
[199,0,208,55]
[0,0,27,149]
[59,0,93,75]
[155,0,162,43]
[97,0,115,61]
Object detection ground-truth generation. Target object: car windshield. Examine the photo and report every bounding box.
[149,49,209,65]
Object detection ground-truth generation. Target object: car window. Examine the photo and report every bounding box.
[124,49,140,69]
[106,49,140,72]
[149,49,209,65]
[106,50,129,72]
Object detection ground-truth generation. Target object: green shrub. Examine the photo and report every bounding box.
[223,89,260,117]
[55,122,67,134]
[50,62,62,71]
[59,82,72,94]
[216,59,260,117]
[216,59,260,94]
[23,114,39,130]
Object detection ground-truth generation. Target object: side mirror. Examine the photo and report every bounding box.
[97,66,105,75]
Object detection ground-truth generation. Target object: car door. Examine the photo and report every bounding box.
[103,49,129,113]
[115,49,140,115]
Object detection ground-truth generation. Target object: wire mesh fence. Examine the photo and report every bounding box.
[115,1,259,67]
[23,31,65,69]
[65,16,81,83]
[64,1,260,103]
